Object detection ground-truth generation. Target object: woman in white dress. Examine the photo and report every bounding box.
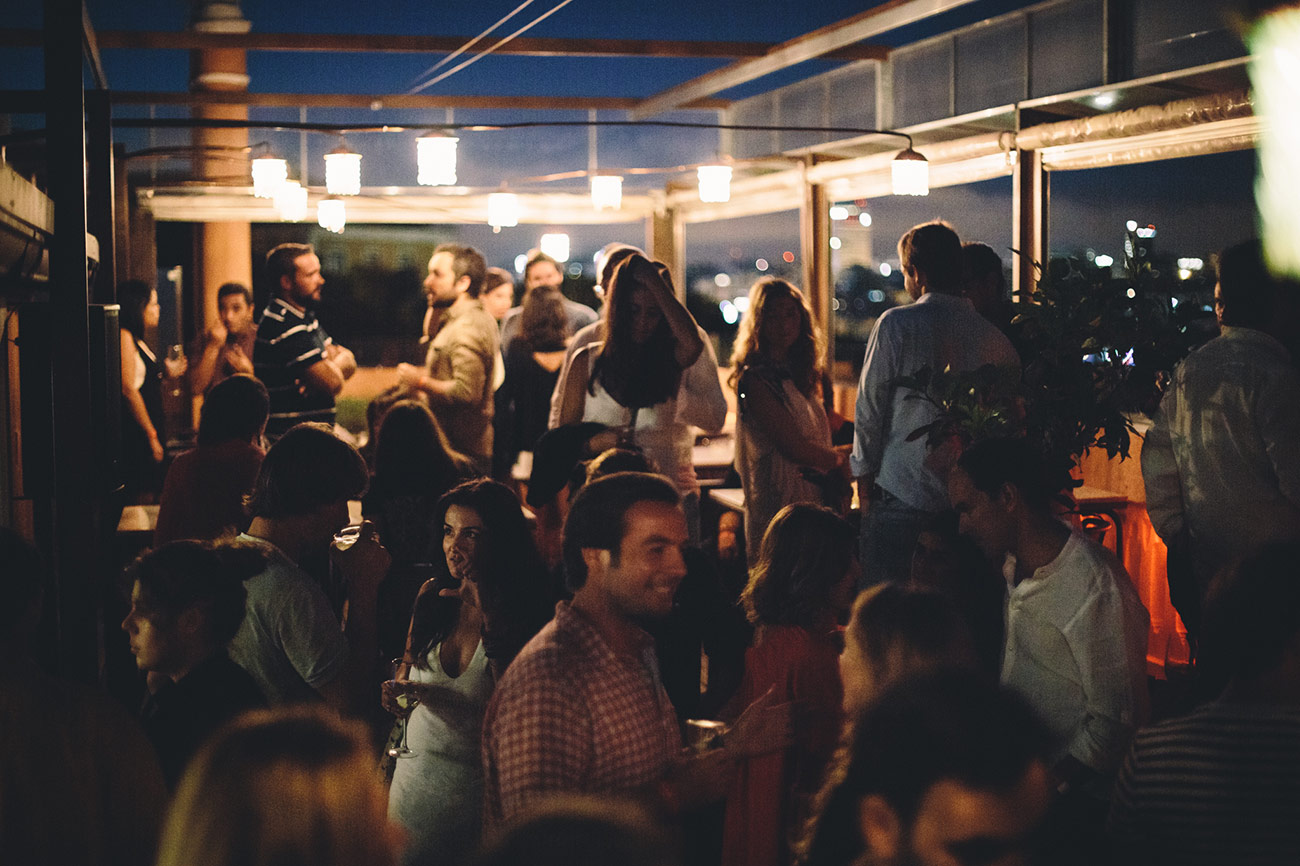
[553,252,726,540]
[729,277,847,557]
[383,479,552,866]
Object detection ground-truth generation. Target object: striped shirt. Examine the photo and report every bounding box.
[1108,701,1300,865]
[253,297,335,439]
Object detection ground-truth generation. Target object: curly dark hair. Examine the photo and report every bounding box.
[520,286,569,351]
[740,503,856,629]
[125,539,267,649]
[588,253,685,409]
[408,479,553,671]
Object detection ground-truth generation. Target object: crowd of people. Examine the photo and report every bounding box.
[5,223,1299,866]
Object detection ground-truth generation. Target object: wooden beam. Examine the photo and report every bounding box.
[629,0,975,120]
[0,28,889,60]
[106,90,730,111]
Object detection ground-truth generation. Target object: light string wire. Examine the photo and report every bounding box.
[405,0,536,93]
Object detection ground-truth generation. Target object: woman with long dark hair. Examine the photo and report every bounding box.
[363,399,475,662]
[383,479,553,866]
[118,279,180,500]
[729,277,846,556]
[553,252,726,539]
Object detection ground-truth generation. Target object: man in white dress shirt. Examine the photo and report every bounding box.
[1141,239,1300,640]
[948,437,1149,799]
[851,221,1019,585]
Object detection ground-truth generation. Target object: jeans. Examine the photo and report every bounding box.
[858,490,932,589]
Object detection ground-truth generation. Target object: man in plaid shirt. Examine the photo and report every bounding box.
[483,471,788,823]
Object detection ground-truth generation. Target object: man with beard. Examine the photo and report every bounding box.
[254,244,356,441]
[397,243,497,472]
[482,471,791,824]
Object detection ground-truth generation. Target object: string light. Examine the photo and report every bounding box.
[324,145,362,196]
[487,191,519,231]
[590,174,623,211]
[697,164,732,203]
[416,133,459,186]
[891,148,930,196]
[251,153,287,198]
[275,180,308,221]
[539,232,570,262]
[317,196,346,232]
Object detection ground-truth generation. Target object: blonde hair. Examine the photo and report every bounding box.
[727,276,824,397]
[157,707,396,866]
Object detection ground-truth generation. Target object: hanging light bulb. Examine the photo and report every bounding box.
[539,233,570,263]
[891,147,930,196]
[590,174,623,211]
[317,196,346,233]
[324,145,362,196]
[417,133,459,186]
[251,153,288,199]
[697,164,732,203]
[487,191,519,232]
[275,180,308,222]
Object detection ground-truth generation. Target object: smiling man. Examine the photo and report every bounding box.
[397,243,497,472]
[483,471,791,825]
[254,243,356,441]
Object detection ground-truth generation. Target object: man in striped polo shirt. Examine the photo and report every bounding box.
[254,243,356,441]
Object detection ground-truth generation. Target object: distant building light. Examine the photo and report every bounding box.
[1178,268,1192,280]
[1094,254,1114,268]
[829,205,850,221]
[782,251,795,264]
[879,262,892,277]
[567,262,583,277]
[514,254,528,274]
[1126,287,1137,299]
[755,258,769,271]
[1126,220,1138,231]
[733,295,750,313]
[1092,92,1118,109]
[829,237,842,250]
[868,289,886,303]
[831,298,841,311]
[714,273,732,288]
[1171,297,1180,308]
[1176,257,1204,270]
[720,299,739,325]
[858,212,873,227]
[1085,248,1096,262]
[1135,227,1157,239]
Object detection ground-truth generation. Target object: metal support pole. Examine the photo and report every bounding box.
[44,0,101,683]
[800,162,831,360]
[1012,149,1048,301]
[86,89,115,304]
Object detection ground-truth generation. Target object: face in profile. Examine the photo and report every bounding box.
[424,251,461,308]
[863,762,1052,866]
[121,581,179,675]
[288,253,325,307]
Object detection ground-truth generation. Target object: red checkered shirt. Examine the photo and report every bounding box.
[482,601,683,824]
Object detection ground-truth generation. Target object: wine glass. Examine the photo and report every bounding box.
[387,658,419,759]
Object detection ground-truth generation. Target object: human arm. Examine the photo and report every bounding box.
[739,368,842,472]
[1139,397,1184,542]
[323,341,356,380]
[189,322,227,393]
[120,329,164,462]
[849,314,899,486]
[397,325,490,406]
[315,521,390,716]
[675,333,727,433]
[1062,581,1149,778]
[553,343,593,427]
[625,254,704,369]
